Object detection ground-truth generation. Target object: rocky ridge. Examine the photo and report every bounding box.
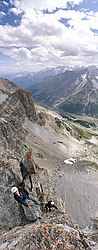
[0,78,98,249]
[0,211,95,250]
[0,77,39,229]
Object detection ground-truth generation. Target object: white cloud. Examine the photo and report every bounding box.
[0,11,6,18]
[9,7,23,15]
[5,47,33,60]
[11,0,83,12]
[3,1,9,6]
[0,0,98,72]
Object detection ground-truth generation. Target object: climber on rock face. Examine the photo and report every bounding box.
[45,201,58,212]
[19,151,37,191]
[11,186,40,208]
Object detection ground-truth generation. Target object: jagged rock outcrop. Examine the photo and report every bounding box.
[0,78,37,154]
[0,211,97,250]
[16,88,36,121]
[0,78,40,229]
[0,79,36,122]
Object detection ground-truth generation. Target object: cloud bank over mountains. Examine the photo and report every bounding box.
[0,0,98,73]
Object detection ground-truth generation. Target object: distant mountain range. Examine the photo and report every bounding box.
[1,66,98,117]
[30,68,98,117]
[1,66,74,89]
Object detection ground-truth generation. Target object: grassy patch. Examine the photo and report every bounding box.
[74,119,96,128]
[80,152,88,158]
[85,140,96,147]
[79,160,98,169]
[74,126,93,139]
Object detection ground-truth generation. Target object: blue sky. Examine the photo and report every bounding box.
[0,0,98,73]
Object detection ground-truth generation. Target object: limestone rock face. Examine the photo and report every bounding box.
[0,160,25,229]
[0,78,39,229]
[0,78,37,154]
[0,156,43,229]
[16,88,36,121]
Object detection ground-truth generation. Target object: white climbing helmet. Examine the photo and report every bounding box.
[11,187,18,193]
[51,201,54,205]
